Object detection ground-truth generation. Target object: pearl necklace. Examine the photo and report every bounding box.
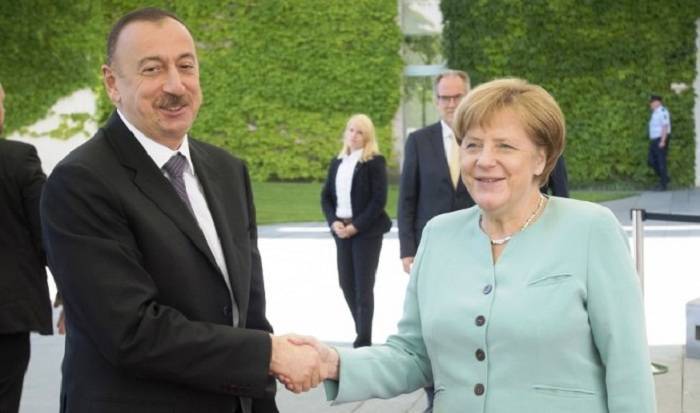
[482,194,546,245]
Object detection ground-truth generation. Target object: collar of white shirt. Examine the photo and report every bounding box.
[117,109,196,176]
[341,148,364,161]
[440,120,455,141]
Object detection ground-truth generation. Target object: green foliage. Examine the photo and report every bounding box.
[2,0,402,181]
[192,0,402,180]
[441,0,699,187]
[0,1,103,134]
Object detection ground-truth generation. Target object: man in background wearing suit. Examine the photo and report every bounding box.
[398,70,475,275]
[41,8,320,413]
[0,83,54,413]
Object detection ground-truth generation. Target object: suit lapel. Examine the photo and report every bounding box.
[103,112,221,275]
[189,141,244,308]
[352,158,363,180]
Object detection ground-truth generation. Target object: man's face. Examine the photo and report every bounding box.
[435,75,468,128]
[102,18,202,148]
[649,100,660,110]
[0,85,5,135]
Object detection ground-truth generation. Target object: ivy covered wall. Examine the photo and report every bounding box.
[441,0,700,187]
[1,0,402,181]
[0,2,103,134]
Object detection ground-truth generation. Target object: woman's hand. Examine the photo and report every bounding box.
[331,221,346,238]
[343,224,358,238]
[287,335,340,381]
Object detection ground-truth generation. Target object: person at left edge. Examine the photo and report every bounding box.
[41,8,322,413]
[0,83,55,413]
[321,114,392,348]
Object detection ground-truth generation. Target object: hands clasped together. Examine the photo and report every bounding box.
[269,334,340,393]
[331,220,358,239]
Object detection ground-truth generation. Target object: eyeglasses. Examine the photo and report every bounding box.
[437,94,465,104]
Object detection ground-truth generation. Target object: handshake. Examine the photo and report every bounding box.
[269,334,340,393]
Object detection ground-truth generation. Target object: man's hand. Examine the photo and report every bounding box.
[287,335,339,381]
[401,256,414,274]
[659,138,666,149]
[53,295,66,335]
[56,309,66,335]
[269,334,322,393]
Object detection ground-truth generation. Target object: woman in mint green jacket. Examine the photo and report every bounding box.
[290,78,656,412]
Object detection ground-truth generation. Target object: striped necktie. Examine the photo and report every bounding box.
[162,153,195,215]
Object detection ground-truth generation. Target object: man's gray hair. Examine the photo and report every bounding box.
[434,70,470,96]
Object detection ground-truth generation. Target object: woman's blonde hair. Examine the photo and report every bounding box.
[453,78,565,186]
[337,114,380,162]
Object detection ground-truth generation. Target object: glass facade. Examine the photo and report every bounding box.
[398,0,445,166]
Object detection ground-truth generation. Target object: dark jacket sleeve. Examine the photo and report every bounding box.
[242,162,273,333]
[351,156,388,233]
[240,162,278,402]
[320,159,338,227]
[398,133,419,258]
[18,144,47,264]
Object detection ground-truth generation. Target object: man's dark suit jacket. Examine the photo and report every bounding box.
[321,155,392,238]
[0,139,52,335]
[41,113,277,413]
[398,122,474,258]
[542,156,569,198]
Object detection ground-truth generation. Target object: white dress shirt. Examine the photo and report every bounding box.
[117,111,236,322]
[335,149,363,219]
[648,105,671,139]
[440,120,455,161]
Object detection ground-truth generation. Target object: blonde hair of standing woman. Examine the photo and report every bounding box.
[338,114,380,162]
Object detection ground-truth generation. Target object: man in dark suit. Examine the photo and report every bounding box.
[41,8,320,413]
[0,83,54,413]
[398,70,475,274]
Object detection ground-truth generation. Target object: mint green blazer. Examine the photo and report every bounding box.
[326,197,656,412]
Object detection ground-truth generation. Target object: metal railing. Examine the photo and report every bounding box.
[630,209,700,375]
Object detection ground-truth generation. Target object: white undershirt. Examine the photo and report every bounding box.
[335,149,363,219]
[117,111,235,318]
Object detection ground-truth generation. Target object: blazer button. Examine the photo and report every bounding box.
[475,348,486,361]
[474,383,485,396]
[482,284,493,295]
[475,315,486,326]
[223,305,232,317]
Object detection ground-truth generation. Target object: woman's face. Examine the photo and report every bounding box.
[460,109,546,217]
[344,120,366,151]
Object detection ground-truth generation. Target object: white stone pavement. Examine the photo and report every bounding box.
[19,189,700,412]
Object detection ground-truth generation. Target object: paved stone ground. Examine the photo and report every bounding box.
[19,188,700,412]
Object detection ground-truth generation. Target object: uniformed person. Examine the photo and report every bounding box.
[647,94,671,190]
